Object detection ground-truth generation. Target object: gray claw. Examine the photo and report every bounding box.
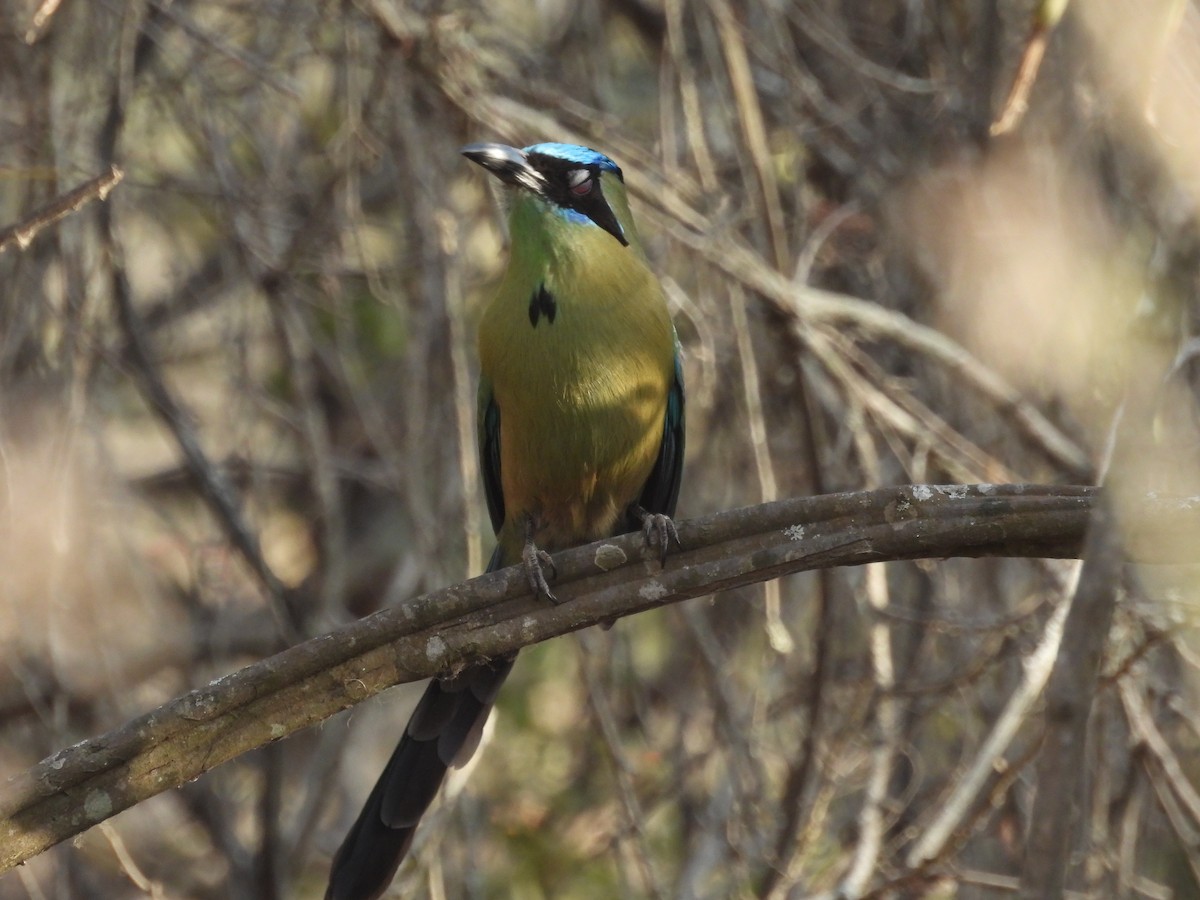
[522,540,558,603]
[634,506,679,567]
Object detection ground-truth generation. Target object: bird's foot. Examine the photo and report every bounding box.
[522,518,558,602]
[632,505,679,567]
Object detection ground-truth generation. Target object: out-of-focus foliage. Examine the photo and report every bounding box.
[2,0,1200,897]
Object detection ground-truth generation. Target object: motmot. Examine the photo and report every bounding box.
[326,141,685,899]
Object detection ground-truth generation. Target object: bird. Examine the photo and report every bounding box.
[325,141,685,900]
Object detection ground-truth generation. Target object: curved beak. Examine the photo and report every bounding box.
[461,143,546,193]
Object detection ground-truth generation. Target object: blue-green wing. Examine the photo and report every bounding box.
[477,375,505,536]
[635,338,685,519]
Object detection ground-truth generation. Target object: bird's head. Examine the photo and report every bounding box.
[462,141,635,249]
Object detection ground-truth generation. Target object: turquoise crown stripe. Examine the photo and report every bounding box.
[523,142,620,173]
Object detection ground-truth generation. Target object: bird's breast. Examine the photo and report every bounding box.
[480,256,673,549]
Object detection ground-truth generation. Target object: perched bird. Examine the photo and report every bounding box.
[326,141,685,900]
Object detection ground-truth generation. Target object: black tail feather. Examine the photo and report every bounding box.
[325,656,515,900]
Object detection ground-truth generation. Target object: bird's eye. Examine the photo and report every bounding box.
[568,169,592,196]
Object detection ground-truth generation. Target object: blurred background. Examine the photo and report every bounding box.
[2,0,1200,897]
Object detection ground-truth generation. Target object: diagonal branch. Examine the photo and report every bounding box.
[110,263,297,639]
[0,166,123,253]
[1,484,1195,872]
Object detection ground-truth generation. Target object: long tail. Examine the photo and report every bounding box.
[325,655,515,899]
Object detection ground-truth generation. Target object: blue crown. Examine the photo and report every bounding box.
[523,142,621,174]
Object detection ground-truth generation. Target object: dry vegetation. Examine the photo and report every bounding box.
[2,0,1200,898]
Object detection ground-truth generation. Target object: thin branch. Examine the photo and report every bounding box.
[838,418,899,898]
[710,0,790,271]
[1121,677,1200,830]
[578,631,668,899]
[638,196,1092,478]
[837,563,897,897]
[1,484,1195,871]
[1138,743,1200,889]
[905,564,1075,870]
[990,0,1070,136]
[731,284,792,653]
[1020,326,1169,897]
[22,0,64,44]
[0,166,122,253]
[110,264,297,640]
[1019,497,1122,898]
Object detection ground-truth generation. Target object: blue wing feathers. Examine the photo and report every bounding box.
[477,379,505,536]
[635,344,685,520]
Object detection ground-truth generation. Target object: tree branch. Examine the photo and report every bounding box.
[0,483,1194,871]
[1019,497,1122,899]
[0,165,122,253]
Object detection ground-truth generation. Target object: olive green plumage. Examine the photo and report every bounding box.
[327,141,684,900]
[481,181,677,563]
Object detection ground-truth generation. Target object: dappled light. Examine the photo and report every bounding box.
[3,2,1200,898]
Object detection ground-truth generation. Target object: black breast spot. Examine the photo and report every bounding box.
[528,285,557,327]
